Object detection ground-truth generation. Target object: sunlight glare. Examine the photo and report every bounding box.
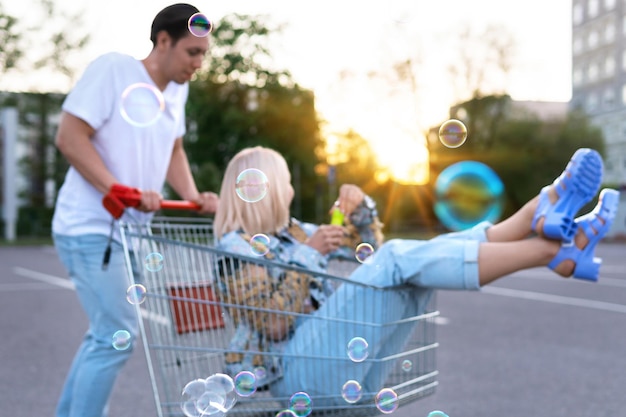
[320,90,431,186]
[373,133,429,185]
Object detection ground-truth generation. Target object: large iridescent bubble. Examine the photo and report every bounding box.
[434,161,504,231]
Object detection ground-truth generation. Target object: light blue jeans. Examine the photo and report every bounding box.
[53,233,140,417]
[271,222,490,404]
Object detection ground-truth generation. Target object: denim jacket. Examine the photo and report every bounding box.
[215,197,383,386]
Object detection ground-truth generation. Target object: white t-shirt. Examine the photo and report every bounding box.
[52,52,189,237]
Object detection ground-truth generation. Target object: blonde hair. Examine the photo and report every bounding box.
[214,146,293,239]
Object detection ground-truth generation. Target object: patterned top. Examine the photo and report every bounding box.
[215,197,384,386]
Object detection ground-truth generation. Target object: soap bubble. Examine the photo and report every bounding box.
[196,390,228,415]
[289,392,312,417]
[126,284,147,305]
[112,330,131,351]
[234,371,257,397]
[181,374,237,417]
[182,379,208,417]
[341,380,363,404]
[347,337,369,362]
[181,399,200,417]
[434,161,504,231]
[254,367,267,381]
[276,410,298,417]
[236,168,269,203]
[249,233,270,256]
[145,252,164,272]
[183,379,208,399]
[438,119,467,148]
[204,373,237,413]
[188,13,213,37]
[355,243,374,263]
[375,388,399,414]
[120,83,165,127]
[427,411,450,417]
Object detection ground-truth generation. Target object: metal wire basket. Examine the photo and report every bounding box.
[120,218,439,417]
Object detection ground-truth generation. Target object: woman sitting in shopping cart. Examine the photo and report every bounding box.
[213,145,618,404]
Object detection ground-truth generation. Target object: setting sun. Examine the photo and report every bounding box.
[363,123,430,185]
[315,66,433,186]
[374,138,429,185]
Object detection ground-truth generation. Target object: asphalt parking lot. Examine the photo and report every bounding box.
[1,242,624,417]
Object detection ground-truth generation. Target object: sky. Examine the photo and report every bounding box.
[1,0,572,178]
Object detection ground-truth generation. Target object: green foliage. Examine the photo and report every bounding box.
[31,0,91,86]
[1,1,91,238]
[199,13,283,85]
[16,206,54,237]
[10,92,68,207]
[430,95,605,219]
[183,14,323,220]
[0,0,90,90]
[0,2,22,72]
[324,129,383,205]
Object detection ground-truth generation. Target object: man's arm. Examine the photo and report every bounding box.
[166,137,218,213]
[55,111,162,212]
[55,111,117,194]
[166,137,200,200]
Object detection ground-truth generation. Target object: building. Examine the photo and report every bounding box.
[571,0,626,238]
[0,92,64,240]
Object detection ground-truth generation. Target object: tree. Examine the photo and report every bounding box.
[14,0,89,204]
[429,95,605,219]
[313,129,383,221]
[16,93,67,207]
[0,2,22,73]
[32,0,90,88]
[184,14,323,221]
[447,24,517,101]
[0,0,90,91]
[0,1,88,236]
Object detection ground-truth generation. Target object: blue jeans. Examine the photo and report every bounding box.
[53,233,140,417]
[271,222,490,404]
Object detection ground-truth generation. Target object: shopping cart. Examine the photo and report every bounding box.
[105,182,440,417]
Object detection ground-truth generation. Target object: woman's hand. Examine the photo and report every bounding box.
[305,224,345,255]
[332,184,365,217]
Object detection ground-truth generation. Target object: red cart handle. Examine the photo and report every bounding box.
[102,183,200,219]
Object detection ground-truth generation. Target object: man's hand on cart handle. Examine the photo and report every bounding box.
[102,183,203,219]
[189,191,219,215]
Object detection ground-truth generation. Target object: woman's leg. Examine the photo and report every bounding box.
[273,216,609,403]
[432,195,538,245]
[478,236,558,286]
[484,195,538,242]
[480,188,617,284]
[271,150,607,402]
[272,233,538,404]
[486,147,603,243]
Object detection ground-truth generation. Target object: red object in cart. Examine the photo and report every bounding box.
[167,282,225,334]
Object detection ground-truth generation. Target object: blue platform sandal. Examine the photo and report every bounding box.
[548,188,620,282]
[532,148,604,241]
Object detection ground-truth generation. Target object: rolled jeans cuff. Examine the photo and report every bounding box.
[463,239,481,290]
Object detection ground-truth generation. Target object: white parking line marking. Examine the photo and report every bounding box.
[482,286,626,314]
[12,267,74,289]
[512,268,626,288]
[0,282,67,292]
[12,267,170,326]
